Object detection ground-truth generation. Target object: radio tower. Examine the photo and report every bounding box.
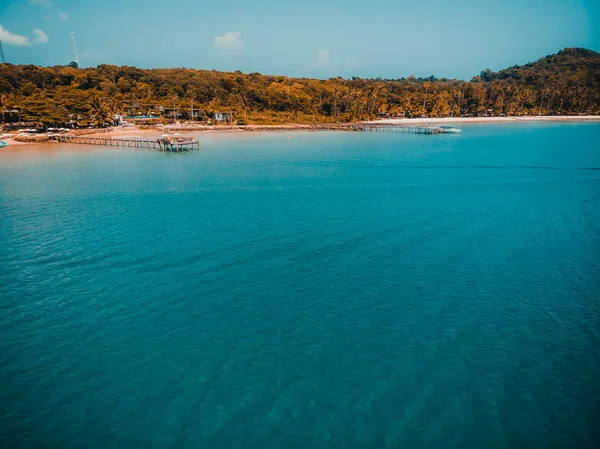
[70,32,79,68]
[0,40,5,64]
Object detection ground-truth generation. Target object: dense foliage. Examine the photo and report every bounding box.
[1,47,598,126]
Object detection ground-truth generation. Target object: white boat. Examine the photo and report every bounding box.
[439,125,462,134]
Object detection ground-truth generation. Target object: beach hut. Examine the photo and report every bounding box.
[214,111,234,123]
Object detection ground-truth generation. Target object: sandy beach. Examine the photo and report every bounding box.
[94,116,600,137]
[1,116,598,148]
[367,115,600,125]
[1,139,30,146]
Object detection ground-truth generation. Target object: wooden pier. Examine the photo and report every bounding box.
[50,135,199,151]
[348,124,442,134]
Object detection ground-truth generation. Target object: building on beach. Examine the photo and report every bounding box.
[214,111,235,123]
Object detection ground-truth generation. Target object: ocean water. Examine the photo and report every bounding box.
[1,123,599,448]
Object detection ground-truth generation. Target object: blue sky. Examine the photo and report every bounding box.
[1,0,599,79]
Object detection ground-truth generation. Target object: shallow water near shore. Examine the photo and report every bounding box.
[1,123,599,448]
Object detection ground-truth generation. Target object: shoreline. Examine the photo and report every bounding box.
[367,115,600,125]
[1,115,598,148]
[88,115,600,139]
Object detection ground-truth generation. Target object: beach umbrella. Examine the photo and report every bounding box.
[173,132,181,136]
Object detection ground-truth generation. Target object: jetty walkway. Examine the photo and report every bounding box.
[347,124,443,134]
[162,123,450,134]
[50,135,199,151]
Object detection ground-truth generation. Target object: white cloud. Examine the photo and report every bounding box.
[317,48,329,65]
[214,31,244,51]
[33,29,49,44]
[81,50,112,65]
[43,11,69,21]
[0,25,31,46]
[344,56,360,69]
[0,25,49,46]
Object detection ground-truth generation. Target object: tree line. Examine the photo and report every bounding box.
[0,47,598,127]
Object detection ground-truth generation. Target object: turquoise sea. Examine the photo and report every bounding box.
[1,123,599,448]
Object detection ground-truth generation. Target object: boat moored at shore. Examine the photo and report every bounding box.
[438,125,462,134]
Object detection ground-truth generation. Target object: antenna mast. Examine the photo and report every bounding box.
[0,40,5,64]
[70,32,78,65]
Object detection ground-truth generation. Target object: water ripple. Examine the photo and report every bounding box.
[1,127,599,448]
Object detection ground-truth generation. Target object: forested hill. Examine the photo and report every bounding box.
[480,48,600,86]
[1,47,599,126]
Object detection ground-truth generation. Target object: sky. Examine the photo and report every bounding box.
[1,0,599,80]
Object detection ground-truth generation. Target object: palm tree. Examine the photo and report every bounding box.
[0,93,9,125]
[88,96,113,127]
[169,94,180,121]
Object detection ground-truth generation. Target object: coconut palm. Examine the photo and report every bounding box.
[88,96,113,127]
